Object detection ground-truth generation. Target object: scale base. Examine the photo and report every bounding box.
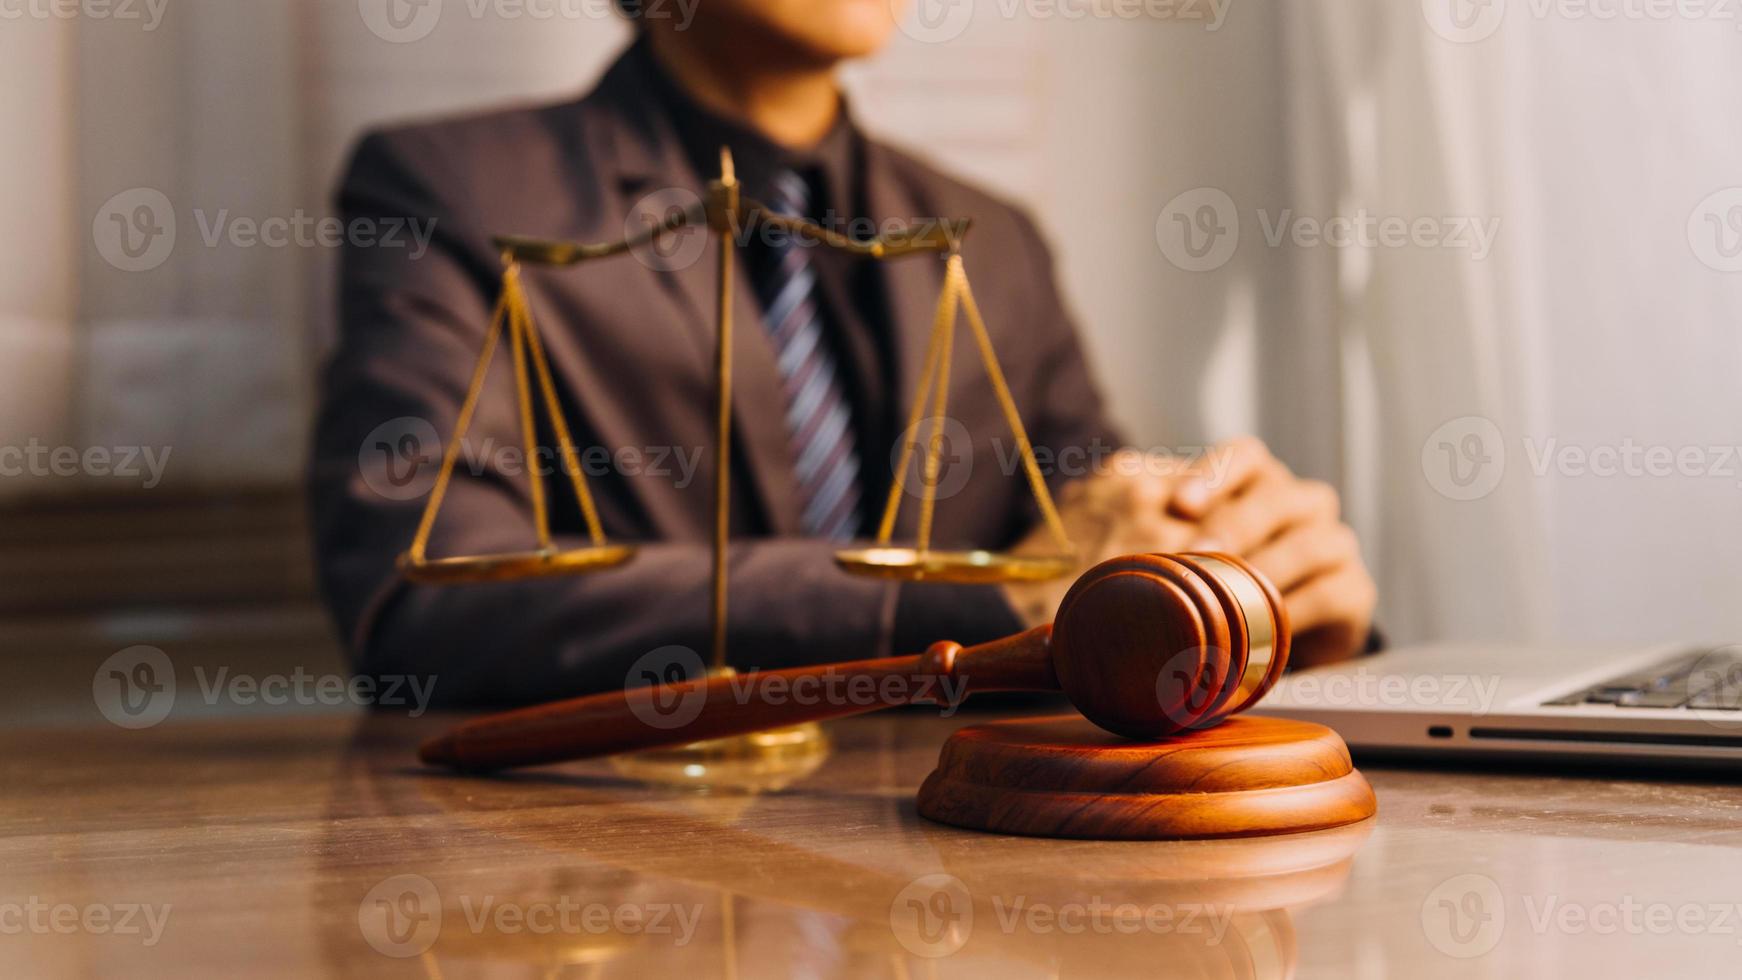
[608,722,831,793]
[917,714,1376,840]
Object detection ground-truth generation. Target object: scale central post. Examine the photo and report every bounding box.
[707,148,740,673]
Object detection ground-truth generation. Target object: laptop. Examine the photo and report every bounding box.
[1252,642,1742,766]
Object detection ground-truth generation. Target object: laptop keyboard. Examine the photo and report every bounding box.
[1542,649,1742,710]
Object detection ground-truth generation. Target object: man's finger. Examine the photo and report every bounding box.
[1246,521,1362,593]
[1194,477,1340,555]
[1282,563,1378,637]
[1077,467,1170,520]
[1170,436,1274,519]
[1098,511,1199,564]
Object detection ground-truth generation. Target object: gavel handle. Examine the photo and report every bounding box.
[419,625,1057,771]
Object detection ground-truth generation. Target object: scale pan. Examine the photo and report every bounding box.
[834,547,1074,584]
[398,546,637,585]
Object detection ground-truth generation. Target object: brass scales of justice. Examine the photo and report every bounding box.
[398,149,1378,839]
[394,147,1078,783]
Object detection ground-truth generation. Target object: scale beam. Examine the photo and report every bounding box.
[399,148,1074,666]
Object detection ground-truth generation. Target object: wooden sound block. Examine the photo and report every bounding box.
[917,714,1376,840]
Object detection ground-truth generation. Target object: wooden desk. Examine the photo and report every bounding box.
[6,710,1742,978]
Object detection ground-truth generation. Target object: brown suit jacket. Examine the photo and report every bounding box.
[309,46,1120,707]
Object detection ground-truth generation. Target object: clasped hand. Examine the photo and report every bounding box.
[1005,438,1377,668]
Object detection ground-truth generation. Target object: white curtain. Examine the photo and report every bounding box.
[1278,1,1742,646]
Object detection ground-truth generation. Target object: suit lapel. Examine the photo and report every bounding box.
[576,58,800,535]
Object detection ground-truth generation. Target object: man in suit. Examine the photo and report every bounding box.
[309,1,1378,706]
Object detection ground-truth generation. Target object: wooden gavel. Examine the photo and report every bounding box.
[419,553,1290,771]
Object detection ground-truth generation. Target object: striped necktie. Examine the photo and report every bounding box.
[753,169,862,541]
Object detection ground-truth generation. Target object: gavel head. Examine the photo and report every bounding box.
[1050,553,1290,739]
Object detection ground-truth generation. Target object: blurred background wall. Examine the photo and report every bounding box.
[4,0,1740,652]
